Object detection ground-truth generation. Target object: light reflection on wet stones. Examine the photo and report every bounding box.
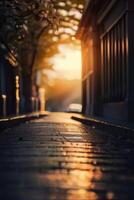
[0,113,134,199]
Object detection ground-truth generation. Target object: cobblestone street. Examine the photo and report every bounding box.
[0,113,134,200]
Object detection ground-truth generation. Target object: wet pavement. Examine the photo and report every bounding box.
[0,112,134,200]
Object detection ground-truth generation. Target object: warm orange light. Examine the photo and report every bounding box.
[15,75,20,115]
[50,44,81,80]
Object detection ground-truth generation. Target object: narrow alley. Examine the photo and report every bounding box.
[0,113,134,200]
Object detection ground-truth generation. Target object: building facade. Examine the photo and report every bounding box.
[0,52,40,118]
[78,0,134,122]
[0,55,16,117]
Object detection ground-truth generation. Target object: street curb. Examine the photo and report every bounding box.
[72,115,134,135]
[0,112,48,131]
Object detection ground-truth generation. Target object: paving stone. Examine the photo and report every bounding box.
[0,112,134,199]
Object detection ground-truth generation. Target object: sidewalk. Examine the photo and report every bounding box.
[0,112,134,199]
[0,111,49,131]
[72,113,134,135]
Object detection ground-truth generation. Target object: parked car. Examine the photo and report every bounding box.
[66,103,82,113]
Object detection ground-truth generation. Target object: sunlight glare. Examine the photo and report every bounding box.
[50,44,81,80]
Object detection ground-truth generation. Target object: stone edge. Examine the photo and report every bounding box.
[72,115,134,135]
[0,112,48,131]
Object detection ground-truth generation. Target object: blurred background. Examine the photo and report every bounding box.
[36,44,82,112]
[32,1,84,113]
[0,0,84,117]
